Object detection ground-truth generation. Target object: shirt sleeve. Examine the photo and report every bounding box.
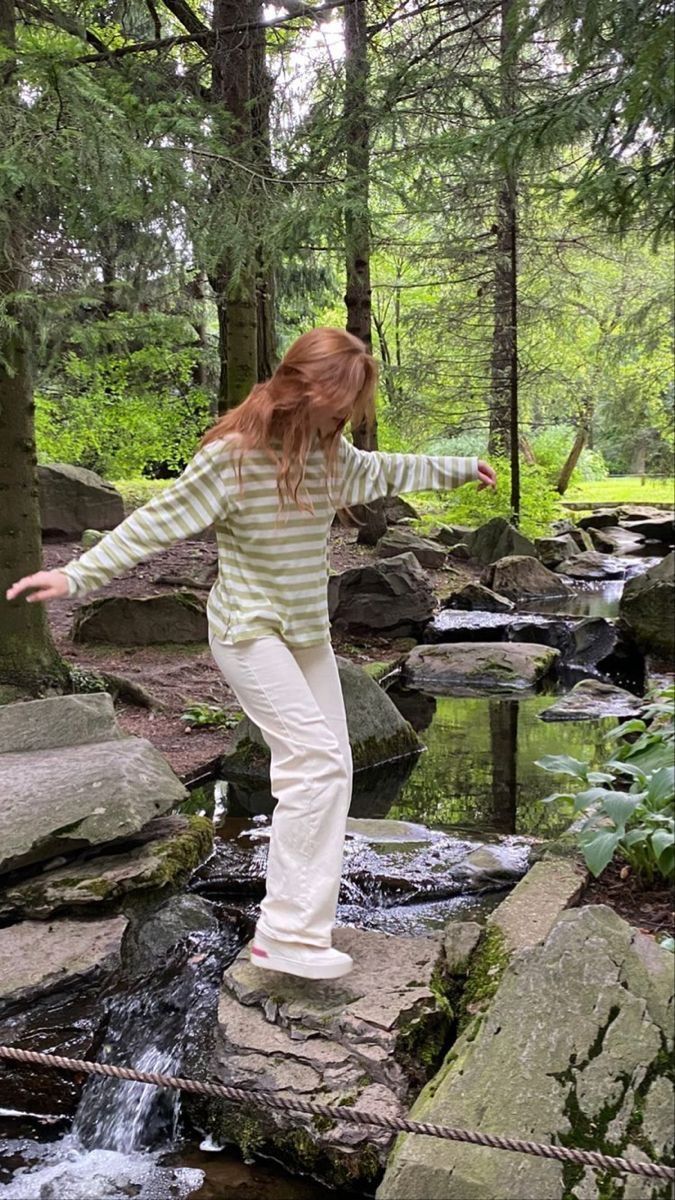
[336,439,479,508]
[60,439,232,598]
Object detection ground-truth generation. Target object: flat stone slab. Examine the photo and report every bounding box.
[0,692,123,754]
[0,814,212,919]
[487,858,587,956]
[190,927,448,1188]
[0,916,127,1009]
[0,694,188,876]
[378,905,674,1200]
[401,642,560,695]
[540,680,644,722]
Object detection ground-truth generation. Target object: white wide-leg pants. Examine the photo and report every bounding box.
[209,635,352,947]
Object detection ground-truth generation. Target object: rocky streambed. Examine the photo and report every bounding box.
[1,509,673,1198]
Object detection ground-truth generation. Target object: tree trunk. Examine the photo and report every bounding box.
[210,0,259,408]
[489,699,518,834]
[344,0,385,545]
[190,269,209,391]
[0,0,68,696]
[251,22,277,382]
[557,427,587,494]
[489,0,520,523]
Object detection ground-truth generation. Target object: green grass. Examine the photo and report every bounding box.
[567,477,674,505]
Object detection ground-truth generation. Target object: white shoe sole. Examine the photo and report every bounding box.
[250,945,353,980]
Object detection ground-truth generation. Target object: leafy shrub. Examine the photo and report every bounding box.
[410,457,563,539]
[36,311,212,478]
[537,688,674,881]
[531,426,609,484]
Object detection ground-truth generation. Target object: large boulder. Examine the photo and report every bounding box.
[466,517,537,565]
[619,551,675,660]
[221,657,421,779]
[184,927,454,1189]
[442,583,514,613]
[0,694,188,875]
[329,552,436,637]
[376,528,447,570]
[400,642,560,694]
[482,555,572,600]
[378,906,674,1200]
[38,463,124,538]
[72,591,208,644]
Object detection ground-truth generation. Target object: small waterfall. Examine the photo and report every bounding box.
[73,1042,180,1154]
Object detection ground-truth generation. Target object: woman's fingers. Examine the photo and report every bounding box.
[477,461,497,489]
[6,571,69,603]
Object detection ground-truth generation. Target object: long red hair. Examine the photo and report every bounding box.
[201,327,377,509]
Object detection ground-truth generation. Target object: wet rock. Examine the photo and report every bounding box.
[221,658,421,782]
[539,679,644,722]
[620,551,675,661]
[450,842,530,891]
[346,817,437,847]
[535,534,579,568]
[385,496,419,524]
[482,555,572,599]
[0,916,127,1009]
[73,590,208,645]
[0,815,213,919]
[466,517,536,565]
[123,894,221,974]
[400,642,560,694]
[557,550,627,580]
[443,921,482,973]
[587,525,645,555]
[577,509,623,530]
[329,552,436,637]
[622,514,674,544]
[186,927,450,1188]
[442,583,514,613]
[39,464,124,538]
[0,694,188,876]
[378,905,673,1200]
[376,528,447,570]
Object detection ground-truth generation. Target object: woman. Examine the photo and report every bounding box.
[7,328,496,980]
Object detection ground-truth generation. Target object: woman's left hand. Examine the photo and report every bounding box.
[477,460,497,491]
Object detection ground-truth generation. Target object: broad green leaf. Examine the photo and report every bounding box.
[602,794,641,827]
[606,719,646,741]
[536,755,589,779]
[587,771,618,784]
[646,767,675,808]
[650,829,675,864]
[580,830,621,877]
[623,828,648,847]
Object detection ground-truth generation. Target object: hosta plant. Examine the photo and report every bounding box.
[181,703,242,731]
[536,688,674,881]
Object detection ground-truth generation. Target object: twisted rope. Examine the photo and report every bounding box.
[1,1045,673,1182]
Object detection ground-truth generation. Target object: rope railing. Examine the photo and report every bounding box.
[0,1045,673,1183]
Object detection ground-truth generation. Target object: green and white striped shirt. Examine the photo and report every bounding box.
[61,438,478,648]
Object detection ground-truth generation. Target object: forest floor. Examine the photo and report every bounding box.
[43,528,464,781]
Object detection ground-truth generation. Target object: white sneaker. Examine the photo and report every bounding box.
[250,930,354,980]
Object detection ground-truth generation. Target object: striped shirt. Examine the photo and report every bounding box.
[61,438,478,648]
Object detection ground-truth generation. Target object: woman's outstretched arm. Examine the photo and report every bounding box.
[6,439,232,604]
[336,440,495,508]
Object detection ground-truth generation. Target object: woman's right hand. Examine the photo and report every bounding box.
[6,570,71,604]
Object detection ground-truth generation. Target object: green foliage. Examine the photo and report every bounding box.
[181,703,243,730]
[530,427,608,484]
[537,689,675,882]
[410,458,562,539]
[36,313,210,478]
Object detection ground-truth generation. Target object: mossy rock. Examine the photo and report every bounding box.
[220,657,421,779]
[0,814,213,919]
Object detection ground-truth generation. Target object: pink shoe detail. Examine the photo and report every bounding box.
[251,945,268,958]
